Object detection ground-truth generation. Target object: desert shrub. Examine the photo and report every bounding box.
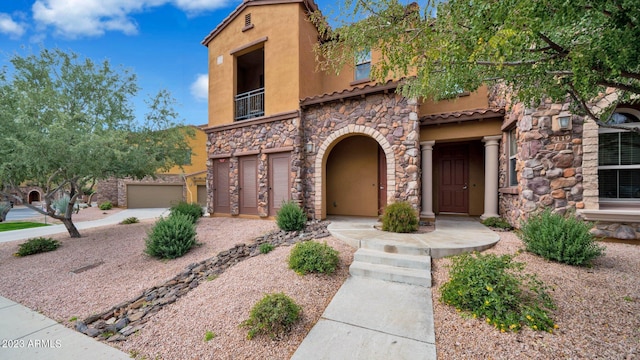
[52,195,70,215]
[144,213,197,259]
[170,201,204,224]
[276,201,307,231]
[288,241,339,275]
[120,217,140,225]
[259,243,275,254]
[381,201,419,233]
[99,201,113,210]
[241,293,301,340]
[15,237,61,257]
[440,252,556,333]
[482,217,513,230]
[519,209,605,266]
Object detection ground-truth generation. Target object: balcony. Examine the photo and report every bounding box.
[235,88,264,121]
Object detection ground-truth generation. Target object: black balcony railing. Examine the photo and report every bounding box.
[235,88,264,121]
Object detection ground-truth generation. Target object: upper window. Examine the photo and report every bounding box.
[598,110,640,201]
[354,50,371,81]
[508,129,518,187]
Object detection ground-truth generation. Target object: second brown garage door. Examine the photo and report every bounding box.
[126,185,183,208]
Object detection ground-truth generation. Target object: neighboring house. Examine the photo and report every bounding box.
[97,125,208,208]
[202,0,639,241]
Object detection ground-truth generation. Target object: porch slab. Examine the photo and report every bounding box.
[327,215,499,258]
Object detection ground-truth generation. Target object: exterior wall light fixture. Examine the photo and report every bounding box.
[558,116,571,130]
[305,142,315,153]
[552,112,572,131]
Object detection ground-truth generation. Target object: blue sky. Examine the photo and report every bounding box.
[0,0,342,127]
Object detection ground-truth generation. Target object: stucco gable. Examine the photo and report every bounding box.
[201,0,319,46]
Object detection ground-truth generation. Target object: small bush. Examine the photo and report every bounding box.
[52,195,70,215]
[276,201,307,232]
[381,201,418,233]
[204,330,216,342]
[120,217,140,225]
[519,209,605,266]
[15,237,60,257]
[170,201,203,224]
[259,243,275,254]
[482,217,513,230]
[144,213,197,259]
[288,241,339,275]
[440,252,556,333]
[99,201,113,210]
[241,293,301,340]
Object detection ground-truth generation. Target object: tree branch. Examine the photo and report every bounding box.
[597,80,640,95]
[536,32,568,56]
[475,55,558,67]
[567,83,640,134]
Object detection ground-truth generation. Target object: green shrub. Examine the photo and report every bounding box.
[144,213,197,259]
[381,201,418,233]
[15,237,61,257]
[120,217,140,225]
[170,201,204,224]
[482,217,513,230]
[241,293,301,340]
[259,243,275,254]
[204,330,216,342]
[519,209,605,266]
[440,252,556,333]
[99,201,113,210]
[288,241,339,275]
[276,201,307,231]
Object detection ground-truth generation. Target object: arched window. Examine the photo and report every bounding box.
[598,109,640,203]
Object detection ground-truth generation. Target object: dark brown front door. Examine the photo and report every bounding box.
[378,146,387,215]
[269,153,290,216]
[438,144,469,213]
[239,156,258,215]
[213,160,230,213]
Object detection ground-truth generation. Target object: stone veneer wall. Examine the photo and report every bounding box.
[301,93,420,218]
[206,115,303,217]
[97,178,119,207]
[500,99,585,226]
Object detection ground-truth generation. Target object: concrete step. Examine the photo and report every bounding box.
[349,261,431,287]
[354,248,431,270]
[361,239,430,256]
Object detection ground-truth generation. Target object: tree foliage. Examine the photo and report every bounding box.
[313,0,639,126]
[0,48,193,237]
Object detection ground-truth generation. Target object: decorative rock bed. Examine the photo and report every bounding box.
[74,220,331,341]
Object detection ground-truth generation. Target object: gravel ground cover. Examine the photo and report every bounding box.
[1,207,638,359]
[432,231,640,360]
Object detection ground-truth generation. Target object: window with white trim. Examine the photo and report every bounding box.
[508,128,518,186]
[598,109,640,202]
[354,50,371,81]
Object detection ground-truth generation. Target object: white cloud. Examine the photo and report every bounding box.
[0,13,26,39]
[190,73,208,102]
[32,0,232,39]
[173,0,230,13]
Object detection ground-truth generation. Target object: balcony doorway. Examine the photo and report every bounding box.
[235,48,264,121]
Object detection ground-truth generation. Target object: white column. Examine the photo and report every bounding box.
[420,141,435,219]
[481,135,502,219]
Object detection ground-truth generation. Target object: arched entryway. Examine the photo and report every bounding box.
[326,136,383,216]
[28,190,41,204]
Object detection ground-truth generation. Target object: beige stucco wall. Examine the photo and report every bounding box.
[419,86,490,117]
[326,136,378,216]
[207,3,303,126]
[420,118,502,142]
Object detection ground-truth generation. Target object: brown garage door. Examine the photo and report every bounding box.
[126,185,183,208]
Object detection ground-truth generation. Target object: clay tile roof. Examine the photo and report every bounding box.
[299,79,400,107]
[201,0,320,46]
[420,108,505,125]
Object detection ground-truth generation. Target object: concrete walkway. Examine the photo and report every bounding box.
[292,216,499,360]
[0,208,170,243]
[0,208,168,359]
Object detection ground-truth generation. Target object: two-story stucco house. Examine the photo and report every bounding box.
[202,0,640,242]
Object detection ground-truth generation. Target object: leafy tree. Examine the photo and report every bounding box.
[313,0,639,130]
[0,48,194,237]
